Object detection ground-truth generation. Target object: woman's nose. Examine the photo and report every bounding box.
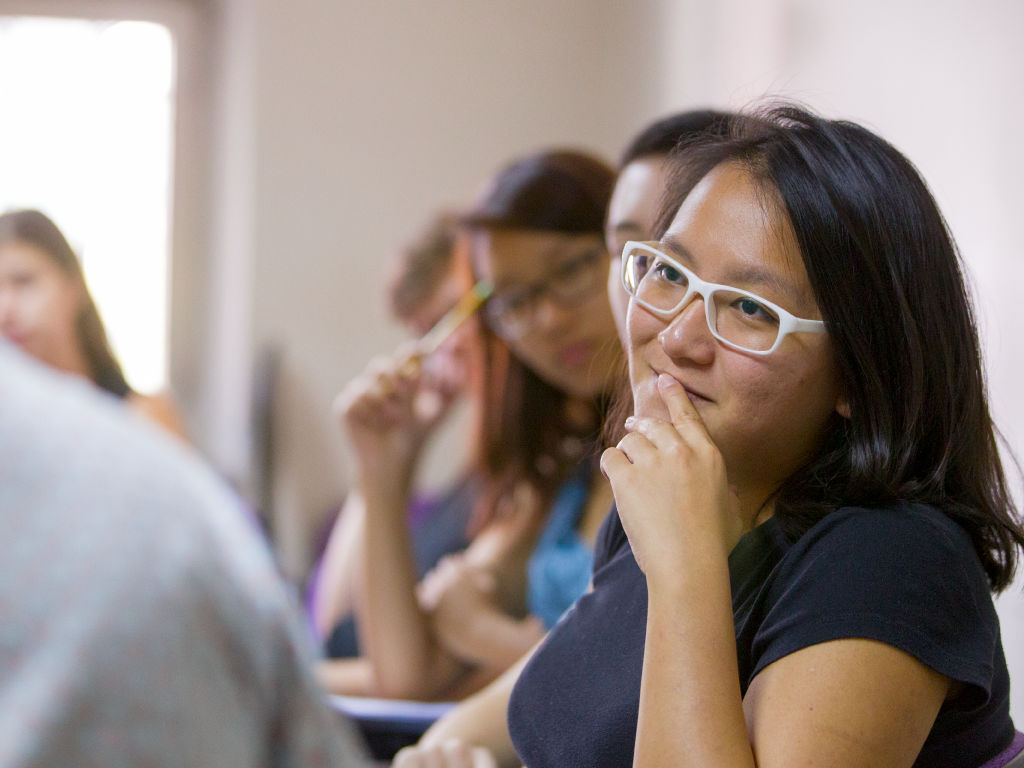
[533,294,574,334]
[657,297,715,366]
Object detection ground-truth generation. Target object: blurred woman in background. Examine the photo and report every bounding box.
[0,209,186,439]
[312,213,490,682]
[323,150,623,702]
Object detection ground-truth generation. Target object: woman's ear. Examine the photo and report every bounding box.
[836,393,851,420]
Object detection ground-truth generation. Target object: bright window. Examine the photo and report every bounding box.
[0,16,175,393]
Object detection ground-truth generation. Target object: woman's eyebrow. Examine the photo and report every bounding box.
[661,238,697,267]
[661,237,806,307]
[724,265,806,306]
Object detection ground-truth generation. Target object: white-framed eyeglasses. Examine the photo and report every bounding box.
[621,241,826,355]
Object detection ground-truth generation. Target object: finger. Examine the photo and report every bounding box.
[419,744,446,768]
[413,389,445,423]
[373,366,414,399]
[333,377,380,418]
[342,398,393,432]
[624,415,684,451]
[614,431,657,465]
[417,574,442,610]
[471,747,499,768]
[393,746,424,768]
[657,373,710,439]
[599,445,633,482]
[378,394,417,425]
[441,738,476,768]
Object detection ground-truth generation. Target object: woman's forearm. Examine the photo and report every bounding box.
[309,494,366,639]
[635,554,753,768]
[359,473,466,700]
[316,657,375,697]
[449,609,546,671]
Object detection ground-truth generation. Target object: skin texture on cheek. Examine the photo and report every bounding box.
[715,347,839,492]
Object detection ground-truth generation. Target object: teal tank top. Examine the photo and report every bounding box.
[526,465,595,629]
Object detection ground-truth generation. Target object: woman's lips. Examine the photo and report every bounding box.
[1,329,29,347]
[652,370,713,404]
[558,340,595,368]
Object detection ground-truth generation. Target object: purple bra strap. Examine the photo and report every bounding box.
[978,731,1024,768]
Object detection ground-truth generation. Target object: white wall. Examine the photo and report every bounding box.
[656,0,1024,724]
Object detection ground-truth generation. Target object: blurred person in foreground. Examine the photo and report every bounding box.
[392,110,732,768]
[327,150,623,703]
[0,342,367,767]
[312,214,489,684]
[0,209,187,439]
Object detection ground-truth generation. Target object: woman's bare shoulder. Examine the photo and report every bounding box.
[127,391,189,441]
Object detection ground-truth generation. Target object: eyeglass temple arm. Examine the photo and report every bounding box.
[791,318,826,333]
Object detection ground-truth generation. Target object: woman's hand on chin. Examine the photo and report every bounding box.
[600,373,743,580]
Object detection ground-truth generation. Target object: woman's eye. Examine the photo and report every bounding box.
[554,249,600,282]
[501,293,529,313]
[735,297,778,324]
[557,260,586,279]
[653,262,686,285]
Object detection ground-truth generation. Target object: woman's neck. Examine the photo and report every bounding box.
[737,486,776,534]
[564,396,597,431]
[45,333,93,383]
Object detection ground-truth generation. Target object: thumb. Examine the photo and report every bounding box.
[472,747,499,768]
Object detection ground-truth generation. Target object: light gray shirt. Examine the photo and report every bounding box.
[0,344,368,767]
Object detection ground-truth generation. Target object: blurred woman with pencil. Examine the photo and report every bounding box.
[318,151,623,701]
[311,213,490,669]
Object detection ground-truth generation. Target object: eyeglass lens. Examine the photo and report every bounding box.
[625,248,782,352]
[488,248,605,338]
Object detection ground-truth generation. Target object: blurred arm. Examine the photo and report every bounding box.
[309,493,366,640]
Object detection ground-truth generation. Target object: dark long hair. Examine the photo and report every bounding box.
[0,209,131,397]
[463,150,620,514]
[655,105,1024,591]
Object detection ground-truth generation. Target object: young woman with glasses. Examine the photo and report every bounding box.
[330,151,623,703]
[500,106,1024,768]
[312,214,492,694]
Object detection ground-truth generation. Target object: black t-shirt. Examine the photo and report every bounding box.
[508,503,1015,768]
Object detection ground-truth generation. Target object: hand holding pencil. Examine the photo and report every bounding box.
[334,280,492,476]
